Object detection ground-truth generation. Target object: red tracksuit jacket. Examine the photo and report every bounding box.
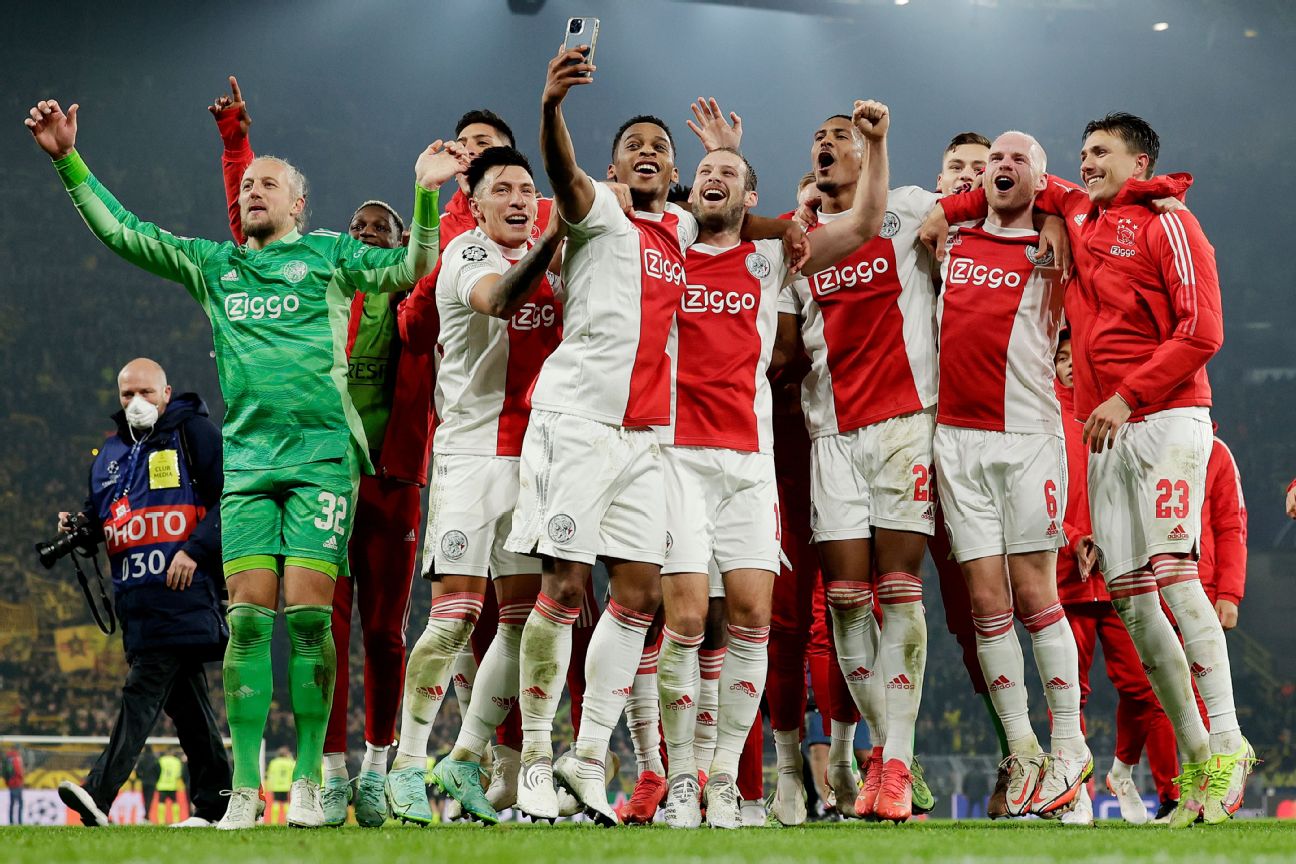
[1198,437,1247,606]
[1055,381,1109,605]
[942,173,1223,422]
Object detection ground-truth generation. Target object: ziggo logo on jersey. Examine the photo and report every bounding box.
[224,291,301,321]
[681,285,757,314]
[810,257,890,296]
[510,302,558,330]
[643,248,686,286]
[946,258,1024,290]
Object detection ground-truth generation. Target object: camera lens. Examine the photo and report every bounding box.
[569,19,582,33]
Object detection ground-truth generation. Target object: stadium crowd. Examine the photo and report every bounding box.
[8,38,1296,834]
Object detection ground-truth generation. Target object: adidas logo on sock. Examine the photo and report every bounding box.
[1045,676,1072,690]
[728,681,758,698]
[847,666,874,682]
[404,529,417,542]
[1168,523,1189,541]
[452,674,470,688]
[231,684,257,699]
[220,269,238,281]
[886,674,915,690]
[613,685,633,697]
[1046,521,1058,537]
[989,675,1014,691]
[1141,662,1155,674]
[1190,662,1213,679]
[491,695,517,710]
[522,685,551,700]
[416,685,445,701]
[665,694,695,711]
[696,711,716,727]
[323,535,339,550]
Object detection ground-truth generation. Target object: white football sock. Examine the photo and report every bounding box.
[393,592,483,770]
[774,728,801,776]
[973,609,1040,755]
[362,742,388,776]
[1109,575,1210,763]
[658,627,703,779]
[451,611,526,762]
[711,625,768,778]
[322,752,348,782]
[825,581,887,745]
[626,638,665,776]
[1021,603,1085,756]
[519,593,579,763]
[1157,572,1241,754]
[876,572,926,766]
[573,600,654,763]
[694,647,725,773]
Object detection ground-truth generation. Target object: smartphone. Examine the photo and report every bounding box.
[562,17,599,77]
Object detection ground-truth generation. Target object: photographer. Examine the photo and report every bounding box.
[55,358,232,827]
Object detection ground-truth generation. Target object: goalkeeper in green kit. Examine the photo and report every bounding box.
[25,98,470,829]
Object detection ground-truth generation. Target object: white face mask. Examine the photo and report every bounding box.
[125,395,160,430]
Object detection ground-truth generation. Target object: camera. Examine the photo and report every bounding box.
[569,18,583,33]
[35,512,98,569]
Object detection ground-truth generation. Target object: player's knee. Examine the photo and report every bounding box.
[285,604,333,650]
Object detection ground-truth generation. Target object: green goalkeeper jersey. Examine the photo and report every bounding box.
[54,151,439,473]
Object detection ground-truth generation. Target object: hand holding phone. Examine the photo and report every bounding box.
[562,17,600,78]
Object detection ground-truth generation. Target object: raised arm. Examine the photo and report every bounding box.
[468,218,567,319]
[338,140,470,294]
[540,45,597,225]
[800,100,889,277]
[26,99,217,302]
[208,75,254,243]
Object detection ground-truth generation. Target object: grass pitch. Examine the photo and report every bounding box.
[5,820,1296,864]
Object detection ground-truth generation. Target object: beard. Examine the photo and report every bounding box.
[692,197,745,235]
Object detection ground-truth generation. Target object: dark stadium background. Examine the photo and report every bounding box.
[2,0,1294,812]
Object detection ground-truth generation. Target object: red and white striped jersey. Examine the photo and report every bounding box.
[779,186,940,438]
[433,228,563,456]
[531,182,698,428]
[936,222,1064,436]
[666,238,789,453]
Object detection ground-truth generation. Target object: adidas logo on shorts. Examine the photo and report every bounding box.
[1168,523,1189,541]
[404,529,417,542]
[1046,521,1058,537]
[323,535,339,550]
[989,675,1014,691]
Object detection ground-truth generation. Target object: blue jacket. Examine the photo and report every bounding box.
[84,392,227,661]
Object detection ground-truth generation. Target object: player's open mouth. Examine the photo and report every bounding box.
[1084,173,1102,187]
[504,214,528,226]
[701,185,726,202]
[248,204,267,214]
[993,175,1015,191]
[634,161,660,176]
[817,150,835,170]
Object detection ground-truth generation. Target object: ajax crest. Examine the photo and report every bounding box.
[440,530,468,560]
[745,252,772,279]
[1025,244,1054,266]
[880,211,901,239]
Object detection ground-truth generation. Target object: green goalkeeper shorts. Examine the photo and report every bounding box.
[220,453,360,577]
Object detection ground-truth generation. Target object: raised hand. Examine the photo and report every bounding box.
[852,99,889,142]
[542,44,595,110]
[686,97,742,152]
[25,99,79,159]
[416,140,473,190]
[208,75,252,136]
